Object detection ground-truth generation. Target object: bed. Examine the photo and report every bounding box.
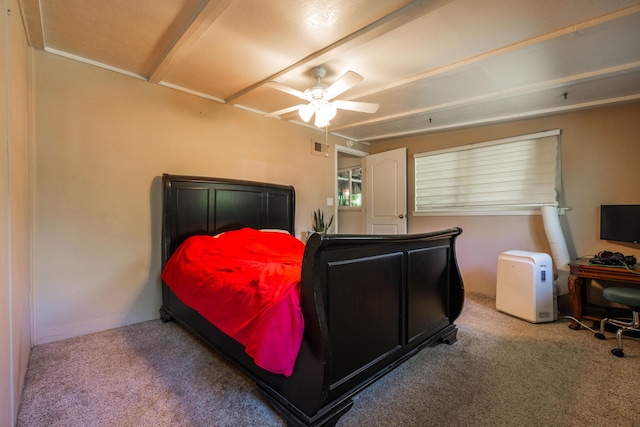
[159,173,464,427]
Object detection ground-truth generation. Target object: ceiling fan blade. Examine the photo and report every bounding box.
[264,81,306,100]
[332,100,379,114]
[326,71,363,99]
[264,104,304,118]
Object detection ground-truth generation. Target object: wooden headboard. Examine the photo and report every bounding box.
[161,174,296,266]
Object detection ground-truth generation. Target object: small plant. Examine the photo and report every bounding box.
[312,209,333,233]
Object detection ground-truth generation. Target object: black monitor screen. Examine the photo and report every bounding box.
[600,205,640,244]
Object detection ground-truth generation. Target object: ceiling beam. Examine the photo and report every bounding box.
[16,0,44,49]
[357,93,640,142]
[148,0,234,84]
[351,3,640,100]
[332,61,640,133]
[226,0,446,104]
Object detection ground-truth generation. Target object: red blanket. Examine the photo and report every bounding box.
[161,228,305,376]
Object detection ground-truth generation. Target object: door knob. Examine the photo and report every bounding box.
[399,214,405,219]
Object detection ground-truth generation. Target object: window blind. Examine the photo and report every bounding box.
[414,130,560,213]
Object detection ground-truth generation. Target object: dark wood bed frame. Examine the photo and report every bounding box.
[159,174,464,427]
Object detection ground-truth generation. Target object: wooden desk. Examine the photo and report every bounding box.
[567,260,640,329]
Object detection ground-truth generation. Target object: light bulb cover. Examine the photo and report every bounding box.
[314,114,329,128]
[314,103,337,128]
[324,103,337,120]
[298,104,314,122]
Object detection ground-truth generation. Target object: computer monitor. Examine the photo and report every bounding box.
[600,205,640,244]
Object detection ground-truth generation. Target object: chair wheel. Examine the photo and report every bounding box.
[611,348,624,357]
[594,332,606,340]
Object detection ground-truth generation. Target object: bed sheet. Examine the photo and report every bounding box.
[161,228,305,376]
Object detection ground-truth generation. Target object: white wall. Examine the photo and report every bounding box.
[1,0,32,425]
[31,50,344,344]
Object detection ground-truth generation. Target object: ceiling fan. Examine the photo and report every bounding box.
[264,66,379,128]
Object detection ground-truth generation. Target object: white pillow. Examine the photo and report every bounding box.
[259,229,291,234]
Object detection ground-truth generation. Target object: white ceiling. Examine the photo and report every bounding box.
[18,0,640,143]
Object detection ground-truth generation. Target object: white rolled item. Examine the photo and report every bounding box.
[541,205,571,295]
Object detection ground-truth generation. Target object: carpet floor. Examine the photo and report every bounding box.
[17,293,640,426]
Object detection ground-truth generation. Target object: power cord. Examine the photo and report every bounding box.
[562,315,597,333]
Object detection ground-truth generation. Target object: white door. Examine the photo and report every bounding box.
[364,148,407,234]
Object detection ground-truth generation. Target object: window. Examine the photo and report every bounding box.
[414,130,561,215]
[338,167,362,208]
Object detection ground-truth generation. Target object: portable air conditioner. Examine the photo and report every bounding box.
[496,250,556,323]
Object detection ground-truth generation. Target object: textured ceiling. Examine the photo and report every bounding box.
[18,0,640,142]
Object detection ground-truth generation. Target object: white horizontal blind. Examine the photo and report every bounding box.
[415,130,560,213]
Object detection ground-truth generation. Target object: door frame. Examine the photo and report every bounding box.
[335,144,368,233]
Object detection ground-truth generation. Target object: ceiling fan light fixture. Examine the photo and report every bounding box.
[314,115,328,128]
[314,103,337,128]
[299,104,314,122]
[267,65,377,127]
[325,103,337,120]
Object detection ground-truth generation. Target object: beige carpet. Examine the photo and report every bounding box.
[17,294,640,426]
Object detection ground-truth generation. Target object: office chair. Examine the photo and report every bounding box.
[594,287,640,357]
